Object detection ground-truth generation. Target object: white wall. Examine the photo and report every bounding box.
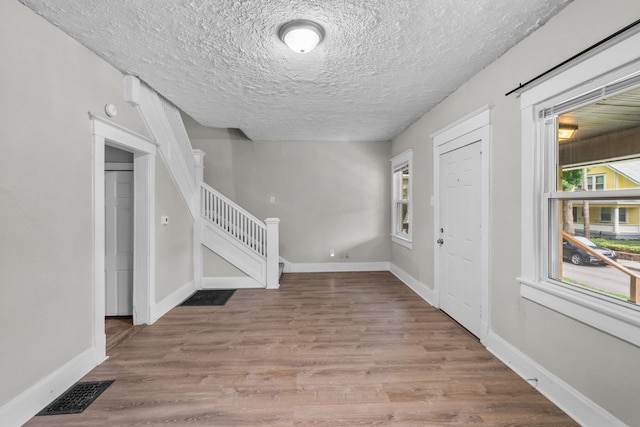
[154,154,194,302]
[187,116,392,266]
[391,0,640,424]
[0,0,196,417]
[202,247,246,277]
[0,0,148,409]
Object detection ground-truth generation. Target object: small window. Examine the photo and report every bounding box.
[391,149,413,248]
[587,174,605,190]
[600,207,612,223]
[619,207,628,223]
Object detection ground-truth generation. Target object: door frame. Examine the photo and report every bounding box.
[432,105,491,342]
[92,116,157,359]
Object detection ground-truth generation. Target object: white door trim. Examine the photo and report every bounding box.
[432,105,491,342]
[92,116,157,359]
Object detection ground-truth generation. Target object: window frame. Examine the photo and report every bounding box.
[390,149,413,248]
[599,207,612,223]
[619,207,628,223]
[587,174,605,191]
[519,30,640,348]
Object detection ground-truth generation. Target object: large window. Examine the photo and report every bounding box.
[391,149,412,248]
[547,86,640,305]
[519,33,640,347]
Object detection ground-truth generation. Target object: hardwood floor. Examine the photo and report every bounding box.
[26,272,577,426]
[105,316,145,354]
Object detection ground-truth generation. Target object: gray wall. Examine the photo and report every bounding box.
[105,145,134,163]
[0,0,148,407]
[202,247,246,277]
[187,116,392,265]
[155,154,194,302]
[391,0,640,423]
[0,0,193,410]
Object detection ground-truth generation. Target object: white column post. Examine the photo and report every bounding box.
[265,218,280,289]
[614,207,620,236]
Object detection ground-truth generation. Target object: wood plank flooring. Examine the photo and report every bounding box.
[26,272,577,426]
[105,316,145,354]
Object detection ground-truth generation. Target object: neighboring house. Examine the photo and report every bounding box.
[2,1,640,427]
[572,162,640,238]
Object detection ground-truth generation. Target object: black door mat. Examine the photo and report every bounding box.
[180,289,236,306]
[37,380,114,416]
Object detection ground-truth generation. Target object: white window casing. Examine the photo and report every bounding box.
[391,149,413,248]
[519,29,640,348]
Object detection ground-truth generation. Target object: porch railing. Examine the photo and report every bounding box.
[563,231,640,302]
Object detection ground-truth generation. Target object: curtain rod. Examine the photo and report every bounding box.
[505,18,640,97]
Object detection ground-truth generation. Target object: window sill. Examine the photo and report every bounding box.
[519,277,640,348]
[391,234,412,249]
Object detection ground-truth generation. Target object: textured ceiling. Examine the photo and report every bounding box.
[20,0,571,141]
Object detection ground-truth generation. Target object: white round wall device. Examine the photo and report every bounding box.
[105,104,118,117]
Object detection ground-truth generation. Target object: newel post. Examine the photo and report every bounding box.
[192,149,205,187]
[191,149,205,216]
[265,218,280,289]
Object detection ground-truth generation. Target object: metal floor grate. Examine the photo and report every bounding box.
[37,380,114,416]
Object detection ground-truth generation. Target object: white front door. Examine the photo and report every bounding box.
[105,170,134,316]
[438,137,482,336]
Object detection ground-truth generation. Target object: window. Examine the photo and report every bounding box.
[597,207,627,223]
[587,174,605,190]
[600,207,612,223]
[519,31,640,347]
[391,149,412,248]
[548,88,640,305]
[620,207,628,223]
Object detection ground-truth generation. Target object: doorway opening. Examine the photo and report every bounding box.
[92,117,156,360]
[105,146,135,351]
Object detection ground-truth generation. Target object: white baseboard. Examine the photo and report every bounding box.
[284,261,390,273]
[0,346,104,427]
[389,263,436,306]
[485,331,625,427]
[202,276,263,289]
[150,280,196,323]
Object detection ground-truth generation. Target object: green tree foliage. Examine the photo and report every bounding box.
[562,169,583,190]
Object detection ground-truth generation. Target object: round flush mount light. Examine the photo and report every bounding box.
[278,20,325,54]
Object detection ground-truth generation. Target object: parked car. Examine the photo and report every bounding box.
[562,236,617,265]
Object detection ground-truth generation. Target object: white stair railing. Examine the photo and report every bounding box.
[201,183,267,257]
[201,184,280,288]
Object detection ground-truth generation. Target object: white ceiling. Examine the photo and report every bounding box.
[20,0,572,141]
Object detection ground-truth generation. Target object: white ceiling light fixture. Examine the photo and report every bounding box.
[278,20,325,54]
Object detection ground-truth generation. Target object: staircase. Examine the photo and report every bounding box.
[200,184,280,288]
[124,75,280,289]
